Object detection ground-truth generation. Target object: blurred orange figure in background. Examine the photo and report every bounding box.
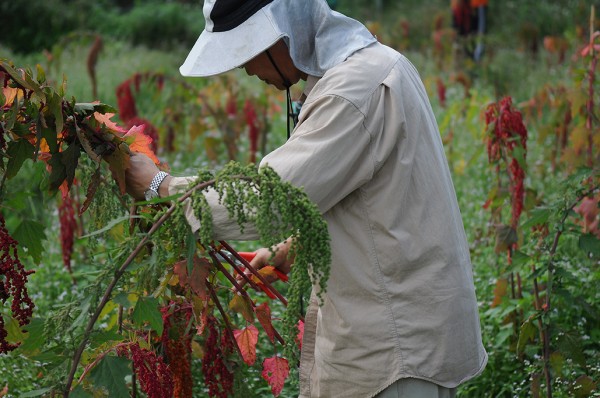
[451,0,488,61]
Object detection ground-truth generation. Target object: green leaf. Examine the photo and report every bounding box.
[132,296,164,335]
[8,120,31,138]
[48,92,64,135]
[24,69,45,100]
[549,351,564,377]
[573,375,597,398]
[41,123,59,153]
[5,315,27,344]
[578,233,600,256]
[20,387,54,397]
[48,141,81,192]
[13,219,46,264]
[18,317,46,355]
[79,215,138,239]
[90,329,125,347]
[48,152,67,192]
[494,224,518,254]
[521,207,551,229]
[0,61,37,92]
[74,102,116,115]
[112,291,132,308]
[89,355,131,398]
[35,64,46,84]
[511,250,531,267]
[557,331,586,367]
[5,138,35,179]
[70,384,93,398]
[62,140,81,188]
[517,314,538,355]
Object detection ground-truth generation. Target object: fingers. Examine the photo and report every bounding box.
[232,248,271,291]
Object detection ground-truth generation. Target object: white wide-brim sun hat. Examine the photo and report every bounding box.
[180,0,283,77]
[180,0,377,78]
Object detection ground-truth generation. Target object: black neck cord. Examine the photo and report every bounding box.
[266,50,296,140]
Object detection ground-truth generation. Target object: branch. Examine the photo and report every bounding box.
[207,282,244,360]
[63,177,216,397]
[208,247,286,346]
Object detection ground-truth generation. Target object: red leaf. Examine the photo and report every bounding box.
[93,112,127,134]
[233,325,258,365]
[124,124,160,164]
[261,356,289,397]
[172,256,211,299]
[189,257,211,299]
[172,260,189,287]
[255,302,275,343]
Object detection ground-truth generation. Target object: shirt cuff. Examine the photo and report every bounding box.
[169,176,201,233]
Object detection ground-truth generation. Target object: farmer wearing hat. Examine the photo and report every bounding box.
[125,1,487,397]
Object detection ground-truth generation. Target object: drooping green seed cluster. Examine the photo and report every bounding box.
[188,162,331,364]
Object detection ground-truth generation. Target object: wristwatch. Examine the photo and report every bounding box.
[144,171,170,201]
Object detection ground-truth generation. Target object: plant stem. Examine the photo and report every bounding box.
[208,247,286,345]
[207,282,244,360]
[538,185,598,398]
[62,178,216,397]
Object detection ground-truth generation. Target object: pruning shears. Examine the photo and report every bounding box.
[217,250,288,299]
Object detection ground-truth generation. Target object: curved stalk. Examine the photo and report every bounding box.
[62,178,216,397]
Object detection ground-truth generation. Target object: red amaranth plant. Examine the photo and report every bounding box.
[202,316,234,398]
[244,99,259,163]
[485,96,528,228]
[0,213,35,353]
[161,302,193,398]
[116,76,161,152]
[58,193,77,273]
[117,342,173,398]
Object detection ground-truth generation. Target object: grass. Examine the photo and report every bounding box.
[1,3,598,396]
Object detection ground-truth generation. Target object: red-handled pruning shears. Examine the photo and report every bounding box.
[237,252,289,298]
[238,252,289,282]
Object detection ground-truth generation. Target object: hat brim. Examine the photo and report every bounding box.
[180,8,283,77]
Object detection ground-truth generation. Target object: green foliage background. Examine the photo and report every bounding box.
[1,0,599,397]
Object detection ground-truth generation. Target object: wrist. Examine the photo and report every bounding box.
[144,171,170,201]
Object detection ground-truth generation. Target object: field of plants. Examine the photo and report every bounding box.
[0,0,599,397]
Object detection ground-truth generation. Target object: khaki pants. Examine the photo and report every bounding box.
[375,378,456,398]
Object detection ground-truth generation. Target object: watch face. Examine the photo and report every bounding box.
[144,189,158,201]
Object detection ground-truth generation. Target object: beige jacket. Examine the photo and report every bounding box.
[169,42,487,398]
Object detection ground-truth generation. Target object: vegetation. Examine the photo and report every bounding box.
[0,0,599,397]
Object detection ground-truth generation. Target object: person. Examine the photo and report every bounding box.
[451,0,488,62]
[125,1,488,397]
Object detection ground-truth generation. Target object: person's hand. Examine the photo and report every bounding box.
[125,153,163,200]
[234,239,294,291]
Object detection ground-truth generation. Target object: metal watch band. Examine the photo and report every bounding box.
[148,171,170,196]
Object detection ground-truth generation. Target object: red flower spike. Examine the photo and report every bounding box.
[484,96,528,228]
[296,320,305,350]
[0,214,35,354]
[118,343,173,398]
[202,317,234,398]
[58,194,77,273]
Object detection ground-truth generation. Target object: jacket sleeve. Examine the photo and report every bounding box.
[168,176,260,241]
